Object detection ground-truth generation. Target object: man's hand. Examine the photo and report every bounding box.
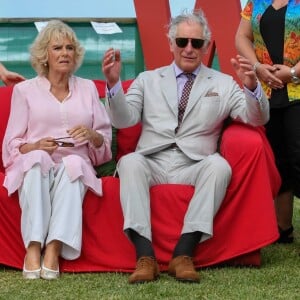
[101,48,122,89]
[231,55,258,91]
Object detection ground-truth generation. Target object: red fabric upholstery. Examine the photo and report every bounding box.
[93,79,133,99]
[0,85,13,173]
[0,83,281,272]
[116,123,142,161]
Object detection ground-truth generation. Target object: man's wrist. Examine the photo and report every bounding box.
[106,80,122,98]
[244,80,262,99]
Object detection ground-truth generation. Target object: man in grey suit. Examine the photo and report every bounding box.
[102,9,269,284]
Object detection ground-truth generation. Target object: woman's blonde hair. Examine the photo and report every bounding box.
[30,20,85,76]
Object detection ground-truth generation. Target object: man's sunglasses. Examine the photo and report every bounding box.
[175,38,205,49]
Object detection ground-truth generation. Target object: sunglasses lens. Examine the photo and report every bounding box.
[175,38,188,48]
[192,39,205,49]
[175,38,205,49]
[61,142,74,147]
[55,141,75,147]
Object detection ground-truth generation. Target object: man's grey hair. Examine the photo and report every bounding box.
[167,9,211,47]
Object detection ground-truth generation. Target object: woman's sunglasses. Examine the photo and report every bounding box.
[175,38,205,49]
[55,141,74,147]
[53,137,74,147]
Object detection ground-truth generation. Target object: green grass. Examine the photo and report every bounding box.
[1,200,300,300]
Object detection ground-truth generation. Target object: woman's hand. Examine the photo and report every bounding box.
[273,64,293,85]
[0,63,25,86]
[19,137,58,154]
[255,63,284,89]
[67,125,103,148]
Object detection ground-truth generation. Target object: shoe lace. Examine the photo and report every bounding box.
[136,257,154,270]
[181,256,194,268]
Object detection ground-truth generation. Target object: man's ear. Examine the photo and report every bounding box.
[168,37,175,53]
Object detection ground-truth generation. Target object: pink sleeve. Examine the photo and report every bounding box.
[87,83,112,166]
[2,85,29,168]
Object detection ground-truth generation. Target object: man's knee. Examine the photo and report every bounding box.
[207,155,232,183]
[117,152,147,174]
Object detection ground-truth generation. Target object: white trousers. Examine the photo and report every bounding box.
[18,163,87,260]
[117,149,232,243]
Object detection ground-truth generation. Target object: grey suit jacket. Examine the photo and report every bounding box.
[105,64,269,160]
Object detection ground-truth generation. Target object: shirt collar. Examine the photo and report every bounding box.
[173,62,201,78]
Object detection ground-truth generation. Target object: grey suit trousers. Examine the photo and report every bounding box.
[117,148,232,243]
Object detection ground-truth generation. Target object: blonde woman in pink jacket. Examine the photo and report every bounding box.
[2,20,112,280]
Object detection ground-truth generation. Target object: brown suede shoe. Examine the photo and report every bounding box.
[128,256,160,284]
[168,255,200,283]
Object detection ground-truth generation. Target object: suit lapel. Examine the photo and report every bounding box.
[160,66,178,116]
[183,65,213,120]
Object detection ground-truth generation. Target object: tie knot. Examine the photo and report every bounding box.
[183,73,194,81]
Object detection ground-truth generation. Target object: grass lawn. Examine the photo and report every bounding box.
[1,200,299,300]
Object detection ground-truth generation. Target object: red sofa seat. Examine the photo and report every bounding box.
[0,81,281,272]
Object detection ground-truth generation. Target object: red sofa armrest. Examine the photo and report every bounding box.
[0,85,13,172]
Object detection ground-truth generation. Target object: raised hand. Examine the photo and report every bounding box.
[231,55,258,91]
[101,48,122,89]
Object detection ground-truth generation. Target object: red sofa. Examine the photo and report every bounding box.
[0,80,281,273]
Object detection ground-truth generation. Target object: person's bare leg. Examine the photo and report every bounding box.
[24,241,41,270]
[43,240,62,270]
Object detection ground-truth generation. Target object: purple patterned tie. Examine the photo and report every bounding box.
[177,73,194,130]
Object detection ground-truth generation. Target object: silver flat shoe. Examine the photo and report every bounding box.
[22,263,41,279]
[41,263,60,280]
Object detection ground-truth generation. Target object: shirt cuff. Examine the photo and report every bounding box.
[106,80,122,98]
[244,81,262,100]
